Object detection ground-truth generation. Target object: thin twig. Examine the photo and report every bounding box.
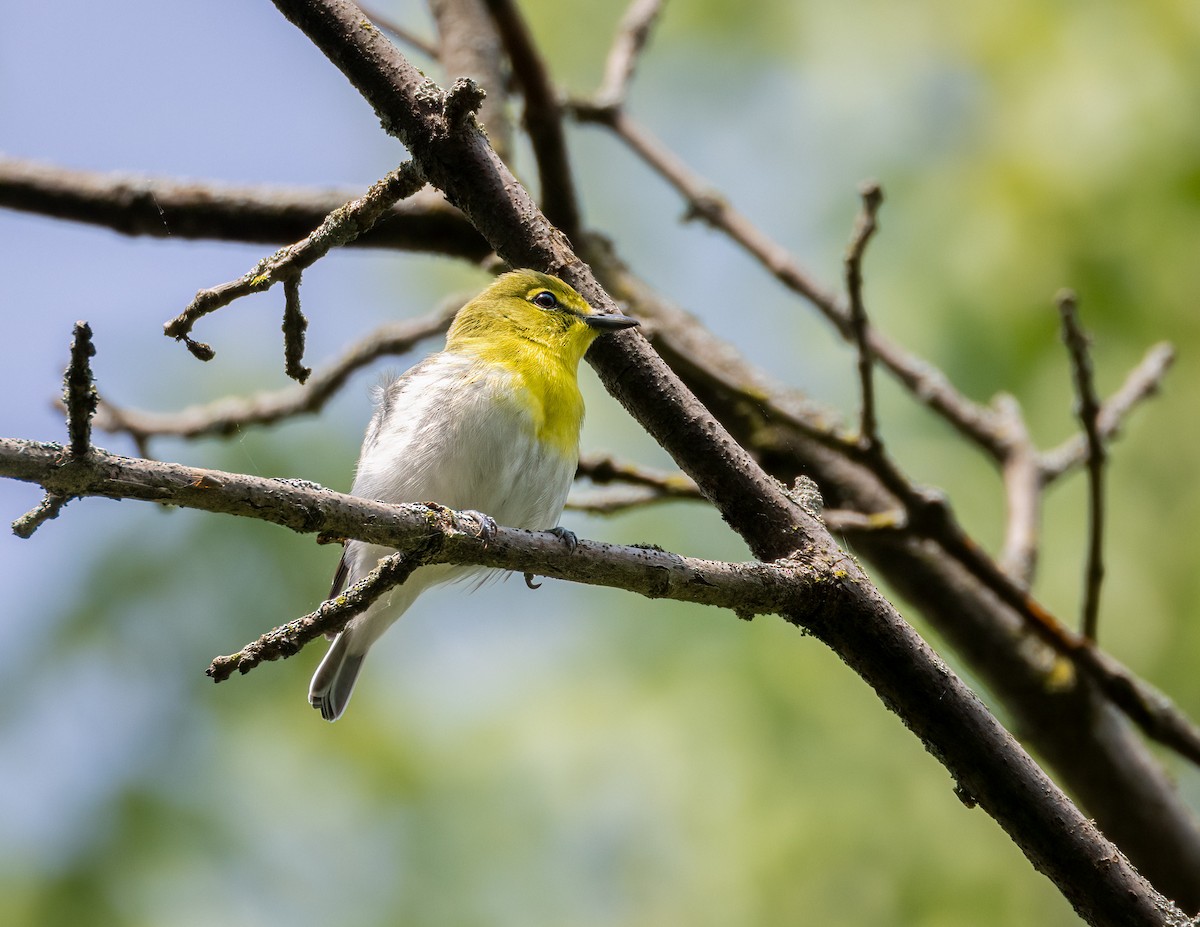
[594,0,667,108]
[566,487,684,514]
[163,161,427,361]
[1057,290,1106,641]
[569,106,1010,459]
[12,321,97,538]
[567,454,703,513]
[357,3,439,58]
[207,548,427,680]
[11,492,70,539]
[64,321,98,457]
[1040,341,1175,484]
[576,453,700,495]
[281,276,311,383]
[844,181,884,447]
[992,393,1042,587]
[481,0,581,238]
[94,305,455,444]
[823,507,907,534]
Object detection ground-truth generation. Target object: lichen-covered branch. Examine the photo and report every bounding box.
[163,161,428,362]
[0,431,1188,925]
[208,549,425,680]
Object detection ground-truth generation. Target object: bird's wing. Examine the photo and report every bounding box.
[328,546,350,599]
[359,356,440,457]
[322,546,352,641]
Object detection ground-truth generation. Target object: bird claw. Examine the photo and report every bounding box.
[548,526,578,551]
[525,528,576,590]
[464,509,498,544]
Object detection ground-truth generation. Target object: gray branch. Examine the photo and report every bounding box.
[0,429,1189,925]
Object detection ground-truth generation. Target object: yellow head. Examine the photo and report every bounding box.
[446,270,638,370]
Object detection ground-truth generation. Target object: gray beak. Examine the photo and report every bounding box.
[582,313,640,331]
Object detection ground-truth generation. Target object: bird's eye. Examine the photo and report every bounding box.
[531,290,558,310]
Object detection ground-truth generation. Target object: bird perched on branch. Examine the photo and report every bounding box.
[309,269,639,721]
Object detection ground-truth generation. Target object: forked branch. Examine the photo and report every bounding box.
[163,162,428,366]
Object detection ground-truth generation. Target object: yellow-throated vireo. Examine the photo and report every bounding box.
[309,270,639,720]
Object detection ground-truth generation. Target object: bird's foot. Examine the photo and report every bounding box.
[524,528,576,590]
[548,526,578,552]
[463,510,498,544]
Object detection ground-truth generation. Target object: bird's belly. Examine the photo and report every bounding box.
[355,383,576,532]
[433,418,575,531]
[345,398,575,603]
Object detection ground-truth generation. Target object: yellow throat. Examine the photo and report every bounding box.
[445,270,635,459]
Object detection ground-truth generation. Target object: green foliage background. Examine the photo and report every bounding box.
[2,1,1199,924]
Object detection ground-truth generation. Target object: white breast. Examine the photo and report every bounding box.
[344,351,577,590]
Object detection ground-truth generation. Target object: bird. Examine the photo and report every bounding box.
[308,269,639,721]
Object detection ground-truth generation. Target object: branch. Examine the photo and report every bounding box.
[575,452,701,496]
[2,437,827,634]
[163,161,428,364]
[0,432,1190,925]
[569,453,703,513]
[1057,290,1107,641]
[358,3,439,58]
[1040,340,1175,484]
[844,181,884,447]
[594,0,667,109]
[14,321,98,537]
[565,487,682,514]
[2,0,1190,917]
[12,0,1183,917]
[11,490,70,540]
[597,257,1200,780]
[593,253,1200,906]
[266,0,815,558]
[209,518,812,679]
[208,549,426,680]
[0,441,811,613]
[428,0,514,161]
[281,276,312,383]
[0,156,490,258]
[569,105,1013,460]
[94,306,454,444]
[992,393,1041,586]
[632,261,1200,768]
[481,0,582,238]
[63,321,99,457]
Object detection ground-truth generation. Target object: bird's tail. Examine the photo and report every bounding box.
[308,561,458,721]
[308,631,368,722]
[307,574,428,721]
